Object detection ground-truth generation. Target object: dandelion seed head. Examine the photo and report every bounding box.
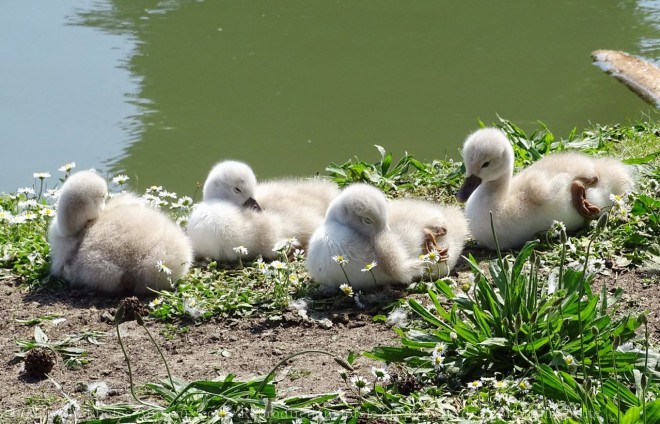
[385,307,408,328]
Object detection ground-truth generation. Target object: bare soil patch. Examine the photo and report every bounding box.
[0,280,399,422]
[1,260,658,423]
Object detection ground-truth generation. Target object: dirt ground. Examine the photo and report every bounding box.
[1,261,659,422]
[0,277,402,422]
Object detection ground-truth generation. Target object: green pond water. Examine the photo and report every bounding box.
[2,0,659,197]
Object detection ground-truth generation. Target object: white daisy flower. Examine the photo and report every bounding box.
[332,255,349,265]
[39,207,56,217]
[23,212,38,221]
[156,260,173,275]
[160,190,177,199]
[149,298,163,309]
[216,405,233,422]
[269,260,287,271]
[517,378,532,393]
[177,196,194,207]
[58,162,76,172]
[492,380,507,390]
[432,353,445,370]
[0,210,12,222]
[361,261,377,272]
[17,187,35,195]
[232,246,249,256]
[33,172,51,179]
[350,375,371,396]
[371,367,391,383]
[112,174,130,185]
[467,380,482,390]
[44,188,60,199]
[339,284,353,297]
[433,342,447,355]
[550,220,566,238]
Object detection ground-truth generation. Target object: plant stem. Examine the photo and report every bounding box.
[114,309,160,409]
[253,349,353,401]
[136,315,175,390]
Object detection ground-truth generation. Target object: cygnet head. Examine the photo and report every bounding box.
[457,127,514,202]
[202,160,261,210]
[326,184,388,238]
[56,170,108,236]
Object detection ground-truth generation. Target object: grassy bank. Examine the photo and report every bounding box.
[1,118,660,423]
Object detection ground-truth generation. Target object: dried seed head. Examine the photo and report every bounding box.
[639,313,648,325]
[24,347,56,377]
[334,357,354,372]
[117,297,146,323]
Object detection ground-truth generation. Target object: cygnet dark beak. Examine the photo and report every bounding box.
[243,197,262,212]
[456,174,482,203]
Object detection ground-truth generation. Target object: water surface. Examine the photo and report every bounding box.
[2,0,658,196]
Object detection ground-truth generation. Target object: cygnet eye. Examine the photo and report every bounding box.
[482,161,490,168]
[233,187,242,194]
[362,217,373,225]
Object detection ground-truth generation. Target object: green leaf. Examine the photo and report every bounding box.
[620,405,642,424]
[375,145,392,175]
[479,337,509,347]
[283,393,338,408]
[601,379,640,408]
[363,346,426,362]
[622,150,660,165]
[642,399,660,423]
[408,298,446,329]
